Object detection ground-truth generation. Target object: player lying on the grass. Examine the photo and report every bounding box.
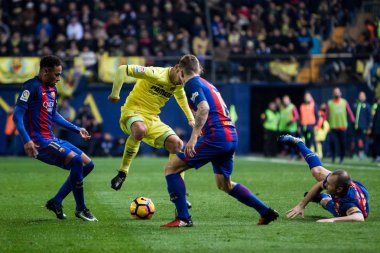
[13,55,97,221]
[108,64,195,194]
[160,54,279,228]
[278,135,369,222]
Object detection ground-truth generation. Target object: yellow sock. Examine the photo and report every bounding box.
[168,153,185,180]
[119,136,141,175]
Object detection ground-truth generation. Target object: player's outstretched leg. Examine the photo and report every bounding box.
[111,136,141,190]
[47,161,95,219]
[161,156,193,228]
[278,134,331,182]
[67,155,97,221]
[161,173,193,228]
[216,175,278,225]
[169,153,192,210]
[229,184,279,225]
[167,136,192,209]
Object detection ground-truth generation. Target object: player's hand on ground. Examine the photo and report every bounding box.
[79,128,91,141]
[286,205,304,219]
[185,137,197,157]
[188,120,195,128]
[108,95,119,103]
[24,140,39,158]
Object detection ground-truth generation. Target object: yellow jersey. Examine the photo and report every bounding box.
[110,65,194,121]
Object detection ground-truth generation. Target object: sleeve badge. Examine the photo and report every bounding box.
[20,90,30,102]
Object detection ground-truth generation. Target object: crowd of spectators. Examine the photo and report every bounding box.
[261,89,380,163]
[0,0,380,83]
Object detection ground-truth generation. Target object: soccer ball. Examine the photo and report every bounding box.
[130,196,155,219]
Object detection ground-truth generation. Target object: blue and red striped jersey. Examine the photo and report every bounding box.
[15,76,58,144]
[331,180,369,218]
[184,76,237,142]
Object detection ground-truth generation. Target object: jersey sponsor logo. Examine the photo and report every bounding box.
[191,92,199,103]
[134,66,146,73]
[43,101,54,112]
[149,85,172,98]
[20,90,30,102]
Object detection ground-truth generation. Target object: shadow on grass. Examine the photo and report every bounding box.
[26,218,57,224]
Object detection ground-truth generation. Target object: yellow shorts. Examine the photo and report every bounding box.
[119,109,176,149]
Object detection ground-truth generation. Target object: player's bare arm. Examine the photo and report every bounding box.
[317,212,365,223]
[287,181,323,219]
[185,101,209,157]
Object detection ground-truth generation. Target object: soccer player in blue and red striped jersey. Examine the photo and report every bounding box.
[279,134,369,222]
[161,54,278,228]
[13,55,97,221]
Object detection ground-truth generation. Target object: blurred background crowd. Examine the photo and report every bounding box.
[1,0,380,84]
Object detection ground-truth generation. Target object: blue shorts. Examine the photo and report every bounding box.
[36,138,83,170]
[177,136,237,178]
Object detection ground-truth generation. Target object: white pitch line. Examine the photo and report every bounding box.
[240,156,380,171]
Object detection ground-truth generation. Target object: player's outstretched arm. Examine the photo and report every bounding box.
[52,111,91,141]
[185,101,209,157]
[173,88,195,125]
[52,111,80,133]
[13,106,38,158]
[108,65,127,102]
[317,213,365,223]
[287,181,323,219]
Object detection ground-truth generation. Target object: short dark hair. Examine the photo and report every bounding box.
[332,170,352,194]
[178,54,202,75]
[40,55,62,69]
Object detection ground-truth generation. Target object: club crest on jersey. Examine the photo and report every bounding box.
[20,90,30,102]
[191,92,199,103]
[134,66,146,73]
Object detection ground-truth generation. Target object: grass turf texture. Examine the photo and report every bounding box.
[0,157,379,253]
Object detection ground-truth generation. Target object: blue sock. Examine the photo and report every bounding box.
[297,142,322,169]
[67,155,86,211]
[229,183,269,216]
[166,174,190,220]
[53,161,94,205]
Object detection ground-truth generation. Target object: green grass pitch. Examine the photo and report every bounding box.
[0,157,379,253]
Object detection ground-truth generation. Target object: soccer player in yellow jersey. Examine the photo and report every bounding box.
[108,64,195,191]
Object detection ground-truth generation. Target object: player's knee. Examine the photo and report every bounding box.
[167,138,183,154]
[320,197,332,208]
[132,127,146,141]
[67,155,83,170]
[164,164,175,176]
[83,161,94,176]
